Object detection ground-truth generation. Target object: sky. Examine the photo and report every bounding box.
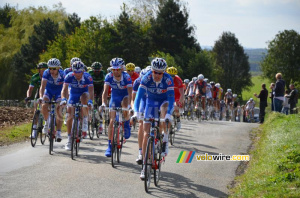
[1,0,300,48]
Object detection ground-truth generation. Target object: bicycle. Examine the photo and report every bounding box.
[144,113,165,193]
[30,100,47,147]
[102,106,110,136]
[111,107,125,167]
[69,103,87,160]
[246,108,254,123]
[186,96,195,120]
[44,100,59,155]
[169,113,177,146]
[88,102,100,140]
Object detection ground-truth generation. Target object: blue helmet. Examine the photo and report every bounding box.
[110,57,125,69]
[72,61,85,73]
[47,58,61,68]
[140,67,152,78]
[151,58,167,71]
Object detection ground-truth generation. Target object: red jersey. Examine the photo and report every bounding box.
[130,72,139,85]
[212,87,219,99]
[173,75,184,101]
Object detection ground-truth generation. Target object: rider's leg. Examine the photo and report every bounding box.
[121,96,131,139]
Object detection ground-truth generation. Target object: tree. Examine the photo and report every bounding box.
[213,32,252,96]
[64,13,81,35]
[149,0,200,56]
[0,4,13,28]
[261,30,300,88]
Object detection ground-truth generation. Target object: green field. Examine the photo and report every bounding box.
[230,113,300,197]
[242,75,272,104]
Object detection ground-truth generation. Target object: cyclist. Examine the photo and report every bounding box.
[101,57,132,157]
[211,81,219,113]
[183,79,189,93]
[224,88,233,108]
[185,77,197,110]
[126,63,140,85]
[232,94,239,121]
[205,78,213,106]
[39,58,65,142]
[166,66,184,130]
[245,98,255,119]
[216,83,223,112]
[133,58,174,179]
[132,67,151,164]
[135,66,141,74]
[88,62,106,134]
[26,62,48,138]
[60,61,94,150]
[194,74,206,112]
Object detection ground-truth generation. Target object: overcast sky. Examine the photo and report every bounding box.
[1,0,300,48]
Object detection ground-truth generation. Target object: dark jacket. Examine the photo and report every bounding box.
[274,79,285,97]
[258,88,268,102]
[287,89,297,104]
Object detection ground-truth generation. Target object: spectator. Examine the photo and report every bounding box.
[282,90,290,115]
[273,73,285,112]
[269,83,275,111]
[254,83,268,123]
[286,84,298,114]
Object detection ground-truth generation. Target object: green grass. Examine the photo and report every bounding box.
[242,75,272,103]
[230,113,300,198]
[0,121,67,146]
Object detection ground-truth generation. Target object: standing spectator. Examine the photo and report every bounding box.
[286,84,298,114]
[282,90,290,115]
[273,73,285,112]
[254,83,268,123]
[269,83,275,111]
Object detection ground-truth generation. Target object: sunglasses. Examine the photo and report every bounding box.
[153,70,164,75]
[112,69,121,72]
[74,70,83,74]
[127,70,134,72]
[49,68,58,70]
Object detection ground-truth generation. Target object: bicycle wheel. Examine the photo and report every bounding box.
[117,125,124,163]
[144,137,153,193]
[76,121,81,156]
[111,123,118,167]
[71,118,78,160]
[39,115,46,145]
[88,112,95,140]
[49,115,55,155]
[154,135,162,186]
[30,111,39,147]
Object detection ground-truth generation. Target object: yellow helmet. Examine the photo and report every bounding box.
[166,66,177,76]
[126,63,135,71]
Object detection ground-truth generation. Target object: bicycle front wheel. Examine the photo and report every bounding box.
[88,112,95,140]
[49,115,55,155]
[39,115,46,145]
[154,135,162,186]
[117,125,124,163]
[144,137,153,193]
[111,123,118,167]
[71,118,78,160]
[30,111,39,147]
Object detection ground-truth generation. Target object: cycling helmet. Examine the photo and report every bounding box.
[91,62,102,70]
[204,78,208,82]
[47,58,61,68]
[72,61,85,73]
[37,62,48,69]
[110,57,125,69]
[233,94,237,98]
[146,65,152,70]
[250,98,253,101]
[70,57,81,66]
[107,67,112,73]
[140,67,151,78]
[227,89,232,92]
[210,81,215,86]
[166,66,177,76]
[192,77,197,82]
[126,63,135,71]
[151,58,167,71]
[135,66,141,73]
[198,74,204,80]
[184,79,189,83]
[215,83,220,88]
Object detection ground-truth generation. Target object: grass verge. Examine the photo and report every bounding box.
[0,122,68,146]
[229,113,300,197]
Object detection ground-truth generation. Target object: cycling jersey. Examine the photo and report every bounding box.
[206,83,212,98]
[42,69,65,100]
[212,87,219,99]
[134,72,174,118]
[64,67,72,76]
[64,72,93,104]
[88,70,106,87]
[187,81,195,96]
[195,80,206,95]
[225,92,233,99]
[129,72,139,85]
[218,87,223,100]
[173,75,184,102]
[104,71,132,108]
[133,76,146,113]
[246,101,255,109]
[29,73,42,88]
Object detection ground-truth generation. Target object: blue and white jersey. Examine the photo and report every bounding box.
[64,67,72,76]
[42,69,65,90]
[134,71,175,114]
[104,71,132,97]
[133,77,142,93]
[64,72,93,94]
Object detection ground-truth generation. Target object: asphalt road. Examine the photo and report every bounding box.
[0,119,257,198]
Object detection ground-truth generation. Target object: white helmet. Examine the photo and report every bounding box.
[198,74,204,80]
[140,67,151,78]
[250,98,254,101]
[151,58,167,71]
[233,94,237,98]
[192,77,197,82]
[227,89,232,92]
[47,58,61,68]
[146,65,152,70]
[204,78,208,82]
[215,83,220,88]
[135,66,141,73]
[184,79,189,83]
[70,57,81,66]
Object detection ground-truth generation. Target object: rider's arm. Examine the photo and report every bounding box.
[167,88,175,115]
[26,86,34,98]
[88,85,94,101]
[61,83,69,99]
[102,84,109,106]
[39,79,47,98]
[179,87,184,104]
[185,85,190,95]
[127,86,133,108]
[133,86,146,113]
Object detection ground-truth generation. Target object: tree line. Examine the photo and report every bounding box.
[1,0,298,101]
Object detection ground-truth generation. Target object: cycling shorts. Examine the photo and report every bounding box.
[68,92,89,105]
[144,98,168,122]
[109,94,128,108]
[44,88,61,102]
